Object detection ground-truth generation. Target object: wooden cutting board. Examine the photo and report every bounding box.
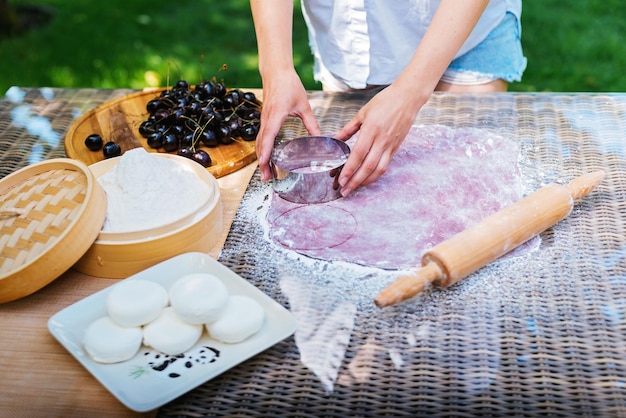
[64,88,258,178]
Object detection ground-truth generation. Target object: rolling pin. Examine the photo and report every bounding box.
[374,170,606,308]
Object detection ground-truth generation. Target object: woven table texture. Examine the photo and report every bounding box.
[0,87,134,179]
[2,89,625,417]
[159,92,626,417]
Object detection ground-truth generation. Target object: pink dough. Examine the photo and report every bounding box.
[267,125,526,270]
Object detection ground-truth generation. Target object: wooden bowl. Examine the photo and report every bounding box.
[0,159,107,304]
[72,154,224,279]
[64,88,258,179]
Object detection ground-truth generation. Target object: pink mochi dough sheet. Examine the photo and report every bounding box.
[266,124,528,270]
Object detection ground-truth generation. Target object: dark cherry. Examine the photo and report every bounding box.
[244,108,261,121]
[146,98,165,114]
[191,89,205,103]
[242,91,258,105]
[210,109,223,126]
[212,82,226,98]
[235,103,250,118]
[177,147,195,159]
[153,108,170,122]
[146,131,164,149]
[192,149,212,167]
[174,80,189,91]
[198,81,214,97]
[173,107,187,123]
[138,121,155,138]
[216,124,233,145]
[84,133,103,151]
[200,107,218,125]
[199,129,218,147]
[175,96,189,108]
[207,97,223,109]
[223,90,242,108]
[102,141,121,159]
[188,100,201,115]
[180,133,195,149]
[161,133,179,152]
[241,123,259,141]
[227,117,243,137]
[169,124,186,139]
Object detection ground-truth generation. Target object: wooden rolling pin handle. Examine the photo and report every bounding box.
[374,262,444,308]
[566,170,606,200]
[374,170,606,308]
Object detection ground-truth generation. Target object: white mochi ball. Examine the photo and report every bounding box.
[207,295,265,343]
[106,279,168,327]
[83,316,143,363]
[143,307,203,355]
[169,273,229,324]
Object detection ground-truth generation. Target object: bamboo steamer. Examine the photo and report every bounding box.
[0,153,224,304]
[0,159,107,304]
[73,153,223,279]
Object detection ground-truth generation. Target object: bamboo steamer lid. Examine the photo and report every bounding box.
[0,159,107,304]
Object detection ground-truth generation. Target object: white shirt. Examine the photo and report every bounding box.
[301,0,521,89]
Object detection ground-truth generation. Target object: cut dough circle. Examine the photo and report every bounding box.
[106,279,168,327]
[169,273,229,324]
[270,205,357,250]
[207,295,265,343]
[83,316,143,363]
[143,307,203,355]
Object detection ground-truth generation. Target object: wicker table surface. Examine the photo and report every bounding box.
[1,88,626,417]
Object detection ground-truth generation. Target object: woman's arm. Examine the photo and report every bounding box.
[250,0,294,81]
[250,0,321,181]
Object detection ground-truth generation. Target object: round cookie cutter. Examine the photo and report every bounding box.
[270,136,350,204]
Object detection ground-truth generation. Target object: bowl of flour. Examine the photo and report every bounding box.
[73,148,223,278]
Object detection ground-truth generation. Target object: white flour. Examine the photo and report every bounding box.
[230,125,542,394]
[98,148,211,233]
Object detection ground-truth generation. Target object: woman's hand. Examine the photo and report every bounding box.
[334,83,425,196]
[255,70,321,181]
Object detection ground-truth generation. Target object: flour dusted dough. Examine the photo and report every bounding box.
[169,273,229,324]
[83,316,143,363]
[267,125,532,269]
[207,295,265,343]
[143,307,203,355]
[106,279,168,327]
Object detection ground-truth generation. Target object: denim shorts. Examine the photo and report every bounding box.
[441,12,527,85]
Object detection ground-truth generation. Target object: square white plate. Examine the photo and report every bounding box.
[48,252,297,412]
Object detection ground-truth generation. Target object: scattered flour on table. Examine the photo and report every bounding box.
[236,176,523,394]
[235,177,408,393]
[231,125,544,394]
[98,148,210,233]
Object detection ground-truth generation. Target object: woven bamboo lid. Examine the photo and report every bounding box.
[0,159,107,304]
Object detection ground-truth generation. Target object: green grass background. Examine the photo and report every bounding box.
[1,0,625,95]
